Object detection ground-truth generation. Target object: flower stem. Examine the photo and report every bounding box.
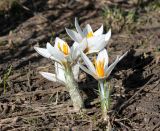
[64,66,84,111]
[99,80,111,121]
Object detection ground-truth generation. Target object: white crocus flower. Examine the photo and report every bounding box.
[79,49,128,121]
[34,37,83,111]
[79,49,128,80]
[65,18,111,54]
[34,37,80,82]
[34,37,80,81]
[66,18,105,42]
[34,37,79,66]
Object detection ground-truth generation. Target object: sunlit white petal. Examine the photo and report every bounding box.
[71,39,88,60]
[65,28,82,43]
[75,18,84,37]
[87,29,111,54]
[79,38,88,51]
[46,42,65,63]
[54,37,71,57]
[119,51,128,61]
[55,62,66,83]
[40,71,56,82]
[94,25,103,36]
[39,71,64,84]
[87,35,106,53]
[83,24,93,36]
[79,64,96,78]
[105,51,128,77]
[34,47,51,58]
[97,49,109,68]
[105,56,119,77]
[80,51,96,74]
[105,29,111,42]
[70,42,80,61]
[54,37,67,48]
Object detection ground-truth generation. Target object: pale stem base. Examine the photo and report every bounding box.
[65,67,84,111]
[99,80,111,130]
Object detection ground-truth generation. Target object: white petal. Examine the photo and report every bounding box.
[72,41,79,48]
[105,29,111,42]
[105,56,120,77]
[40,71,65,84]
[65,28,82,43]
[75,18,84,37]
[34,47,51,58]
[54,37,66,48]
[79,38,88,51]
[83,24,93,36]
[119,51,128,61]
[105,51,128,77]
[55,62,66,83]
[80,51,96,74]
[87,29,111,54]
[87,35,106,53]
[72,64,80,81]
[97,49,109,68]
[71,39,89,60]
[40,72,56,82]
[46,42,65,63]
[54,37,70,54]
[79,64,95,78]
[94,25,103,36]
[70,42,80,60]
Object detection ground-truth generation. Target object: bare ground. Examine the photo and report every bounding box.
[0,0,160,130]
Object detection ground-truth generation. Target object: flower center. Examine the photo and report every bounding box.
[86,31,94,38]
[95,59,105,77]
[58,42,69,55]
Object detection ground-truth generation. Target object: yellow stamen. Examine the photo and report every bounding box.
[95,59,105,77]
[58,42,69,55]
[63,43,69,55]
[86,31,94,38]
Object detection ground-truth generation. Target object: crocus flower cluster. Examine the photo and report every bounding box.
[34,18,127,120]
